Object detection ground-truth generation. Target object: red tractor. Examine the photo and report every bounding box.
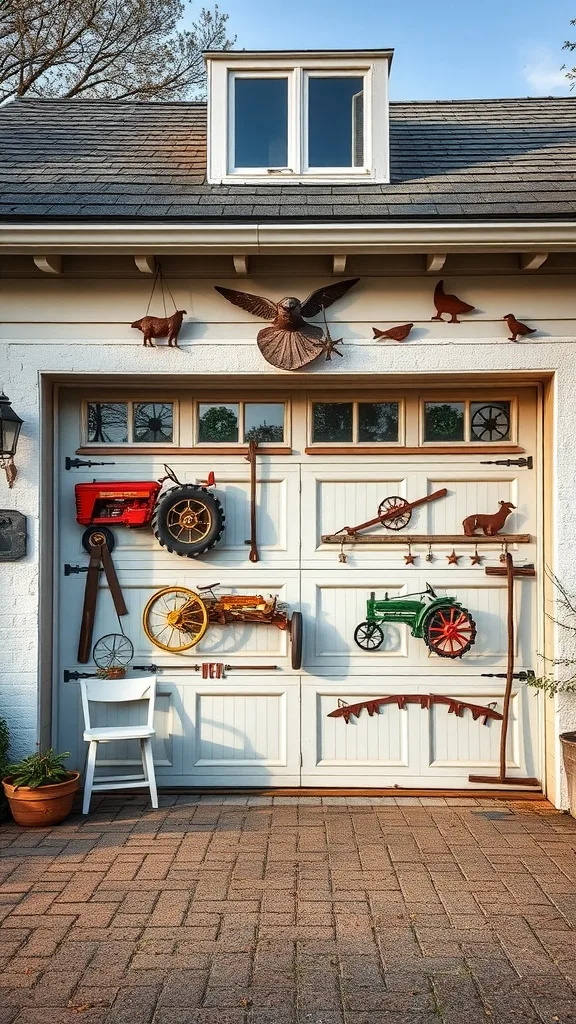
[75,466,225,558]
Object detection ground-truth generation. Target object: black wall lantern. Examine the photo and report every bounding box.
[0,392,23,488]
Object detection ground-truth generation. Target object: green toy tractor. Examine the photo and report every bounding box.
[354,584,477,659]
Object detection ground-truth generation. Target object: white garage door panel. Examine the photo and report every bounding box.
[302,465,535,568]
[59,571,300,669]
[60,461,300,568]
[58,678,299,785]
[57,388,541,789]
[301,681,540,786]
[301,572,536,673]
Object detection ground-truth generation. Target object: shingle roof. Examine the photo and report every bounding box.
[1,96,576,221]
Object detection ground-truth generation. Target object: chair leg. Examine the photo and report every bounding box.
[142,738,158,809]
[83,741,98,815]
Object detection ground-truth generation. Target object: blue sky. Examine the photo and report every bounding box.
[218,0,575,100]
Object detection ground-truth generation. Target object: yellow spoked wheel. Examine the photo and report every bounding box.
[143,586,209,652]
[165,498,212,545]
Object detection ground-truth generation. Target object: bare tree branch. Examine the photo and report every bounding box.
[0,0,233,101]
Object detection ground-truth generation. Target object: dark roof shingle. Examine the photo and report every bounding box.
[0,96,575,220]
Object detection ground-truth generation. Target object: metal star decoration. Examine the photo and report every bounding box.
[447,549,460,565]
[471,549,482,565]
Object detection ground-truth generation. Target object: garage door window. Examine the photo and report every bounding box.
[85,401,175,445]
[197,402,285,445]
[312,401,400,443]
[423,399,512,444]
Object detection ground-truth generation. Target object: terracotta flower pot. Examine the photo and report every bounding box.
[560,732,576,820]
[2,772,80,827]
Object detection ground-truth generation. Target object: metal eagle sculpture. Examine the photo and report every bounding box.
[214,279,359,370]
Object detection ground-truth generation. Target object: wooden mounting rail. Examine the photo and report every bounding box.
[328,694,504,726]
[321,533,531,545]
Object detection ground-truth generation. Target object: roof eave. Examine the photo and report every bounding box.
[2,219,576,255]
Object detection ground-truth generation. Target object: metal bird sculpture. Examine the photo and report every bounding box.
[432,280,475,323]
[214,279,359,370]
[372,323,413,342]
[503,313,536,342]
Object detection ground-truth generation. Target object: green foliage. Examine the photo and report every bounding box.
[198,405,239,442]
[526,568,576,697]
[7,749,71,790]
[0,717,9,780]
[244,422,284,443]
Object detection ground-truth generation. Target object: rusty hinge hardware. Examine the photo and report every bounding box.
[480,456,533,469]
[65,457,116,470]
[481,670,535,682]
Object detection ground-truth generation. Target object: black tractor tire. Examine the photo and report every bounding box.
[289,611,303,670]
[354,621,385,651]
[82,525,116,554]
[152,484,225,558]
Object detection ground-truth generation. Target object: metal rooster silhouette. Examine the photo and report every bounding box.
[214,279,359,370]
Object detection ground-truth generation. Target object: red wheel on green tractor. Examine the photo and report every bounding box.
[423,606,477,659]
[152,485,225,558]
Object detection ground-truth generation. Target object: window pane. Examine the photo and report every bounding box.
[470,401,511,442]
[133,402,173,443]
[198,404,239,443]
[424,402,465,442]
[312,403,353,442]
[234,78,288,168]
[87,403,128,443]
[358,403,399,442]
[244,403,284,443]
[308,76,364,168]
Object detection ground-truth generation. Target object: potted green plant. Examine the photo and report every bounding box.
[0,718,9,822]
[2,748,79,827]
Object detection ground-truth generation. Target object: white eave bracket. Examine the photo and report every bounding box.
[425,253,446,273]
[134,254,157,274]
[332,255,348,274]
[33,254,62,275]
[233,255,250,275]
[519,252,548,271]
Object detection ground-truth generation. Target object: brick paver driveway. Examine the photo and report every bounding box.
[1,794,576,1024]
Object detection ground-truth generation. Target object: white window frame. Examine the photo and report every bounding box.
[195,399,289,447]
[308,397,404,447]
[419,396,517,446]
[206,51,390,184]
[302,68,371,175]
[82,399,179,447]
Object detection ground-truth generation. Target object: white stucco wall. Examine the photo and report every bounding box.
[1,270,575,803]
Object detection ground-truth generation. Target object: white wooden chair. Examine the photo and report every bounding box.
[80,676,158,814]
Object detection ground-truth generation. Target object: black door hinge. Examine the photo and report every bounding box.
[480,456,533,469]
[65,457,116,470]
[64,563,95,576]
[481,670,535,681]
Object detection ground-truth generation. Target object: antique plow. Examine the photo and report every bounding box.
[143,583,303,669]
[328,693,504,725]
[331,488,448,537]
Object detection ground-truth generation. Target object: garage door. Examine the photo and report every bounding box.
[55,385,541,788]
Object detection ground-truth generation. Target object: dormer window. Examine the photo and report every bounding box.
[206,50,392,184]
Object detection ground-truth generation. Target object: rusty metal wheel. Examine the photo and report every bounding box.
[143,586,209,652]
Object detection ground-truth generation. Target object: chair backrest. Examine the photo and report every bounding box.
[80,676,156,731]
